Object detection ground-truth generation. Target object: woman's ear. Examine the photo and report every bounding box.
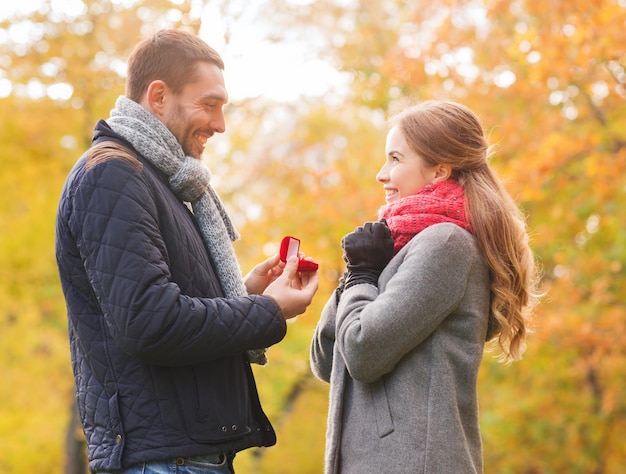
[144,80,168,116]
[432,164,452,182]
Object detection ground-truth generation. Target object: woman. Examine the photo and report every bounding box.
[310,100,539,474]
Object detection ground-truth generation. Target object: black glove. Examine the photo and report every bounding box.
[341,220,394,290]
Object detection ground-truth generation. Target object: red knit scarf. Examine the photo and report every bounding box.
[378,179,471,255]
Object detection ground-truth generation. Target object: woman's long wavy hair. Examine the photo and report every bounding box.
[391,100,540,362]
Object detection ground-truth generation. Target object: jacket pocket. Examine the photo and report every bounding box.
[106,392,125,463]
[368,378,394,438]
[174,359,253,442]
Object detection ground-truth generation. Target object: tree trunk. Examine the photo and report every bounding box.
[64,401,88,474]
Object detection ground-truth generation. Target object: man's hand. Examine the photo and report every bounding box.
[244,253,285,295]
[264,256,319,319]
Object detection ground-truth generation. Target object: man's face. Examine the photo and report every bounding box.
[162,61,228,159]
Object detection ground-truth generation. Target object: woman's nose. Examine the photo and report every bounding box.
[376,165,388,183]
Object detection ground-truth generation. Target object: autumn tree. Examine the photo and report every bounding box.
[239,0,626,472]
[0,1,203,471]
[2,0,625,472]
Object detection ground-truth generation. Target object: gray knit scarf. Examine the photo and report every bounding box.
[108,96,267,365]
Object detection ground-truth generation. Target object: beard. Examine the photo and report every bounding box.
[163,101,202,159]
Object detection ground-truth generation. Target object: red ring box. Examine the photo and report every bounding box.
[279,236,319,271]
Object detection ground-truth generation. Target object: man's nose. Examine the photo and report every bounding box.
[211,112,226,134]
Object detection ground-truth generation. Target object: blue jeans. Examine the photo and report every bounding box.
[99,453,235,474]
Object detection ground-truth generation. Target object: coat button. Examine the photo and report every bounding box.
[231,425,237,431]
[115,434,122,444]
[221,426,227,432]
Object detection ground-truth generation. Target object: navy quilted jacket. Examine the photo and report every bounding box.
[55,121,287,472]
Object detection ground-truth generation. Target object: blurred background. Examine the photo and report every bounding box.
[1,0,625,472]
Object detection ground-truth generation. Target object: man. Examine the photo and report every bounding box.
[55,29,318,473]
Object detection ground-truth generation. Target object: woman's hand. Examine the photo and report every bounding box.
[342,220,394,289]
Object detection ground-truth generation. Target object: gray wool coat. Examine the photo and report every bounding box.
[310,223,490,474]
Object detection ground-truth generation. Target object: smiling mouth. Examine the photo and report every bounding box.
[196,133,211,149]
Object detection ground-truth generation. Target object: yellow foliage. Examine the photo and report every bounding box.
[2,0,626,472]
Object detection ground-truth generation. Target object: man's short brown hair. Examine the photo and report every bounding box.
[125,29,224,102]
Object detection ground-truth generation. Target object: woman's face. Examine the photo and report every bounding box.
[376,125,440,204]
